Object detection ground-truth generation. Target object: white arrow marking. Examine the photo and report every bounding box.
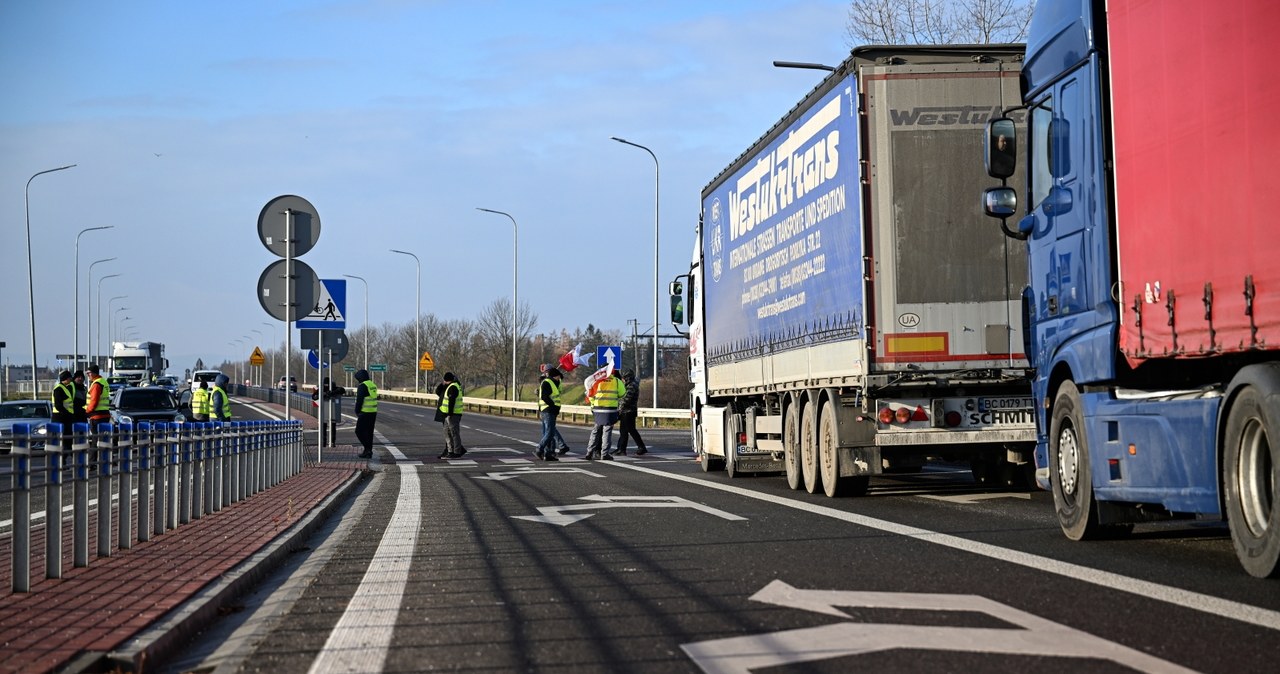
[473,467,606,481]
[681,580,1193,673]
[512,495,746,526]
[918,492,1032,504]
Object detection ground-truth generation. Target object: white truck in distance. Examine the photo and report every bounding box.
[111,341,168,385]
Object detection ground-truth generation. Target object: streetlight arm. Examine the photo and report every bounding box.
[25,163,76,397]
[390,250,422,394]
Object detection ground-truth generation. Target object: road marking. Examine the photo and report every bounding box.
[468,447,522,454]
[469,426,538,447]
[609,461,1280,632]
[919,492,1032,504]
[474,466,606,481]
[497,458,534,464]
[512,494,747,527]
[376,431,415,464]
[441,459,478,467]
[309,464,420,674]
[681,580,1192,673]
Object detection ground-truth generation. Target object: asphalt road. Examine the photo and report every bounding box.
[159,400,1280,673]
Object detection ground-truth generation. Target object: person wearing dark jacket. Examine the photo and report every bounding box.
[536,367,565,461]
[210,373,233,422]
[613,369,648,456]
[353,369,378,459]
[436,372,466,459]
[51,370,76,451]
[71,370,88,426]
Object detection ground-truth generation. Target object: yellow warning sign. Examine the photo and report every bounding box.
[418,351,435,371]
[250,346,266,366]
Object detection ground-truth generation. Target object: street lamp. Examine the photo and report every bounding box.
[343,274,370,370]
[89,262,117,362]
[611,136,661,407]
[390,249,421,393]
[25,163,77,395]
[261,321,277,392]
[102,294,126,365]
[74,226,113,371]
[475,208,519,401]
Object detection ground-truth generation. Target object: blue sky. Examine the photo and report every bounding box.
[1,0,851,374]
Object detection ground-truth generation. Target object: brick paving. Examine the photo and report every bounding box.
[0,402,366,674]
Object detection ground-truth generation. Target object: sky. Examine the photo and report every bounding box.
[1,0,852,375]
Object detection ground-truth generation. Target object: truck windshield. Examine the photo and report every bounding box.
[114,357,148,369]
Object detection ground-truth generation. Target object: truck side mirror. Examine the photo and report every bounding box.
[985,118,1017,179]
[668,280,683,296]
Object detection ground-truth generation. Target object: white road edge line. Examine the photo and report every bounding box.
[309,464,420,674]
[603,460,1280,632]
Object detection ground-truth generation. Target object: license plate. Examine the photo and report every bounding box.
[978,396,1033,413]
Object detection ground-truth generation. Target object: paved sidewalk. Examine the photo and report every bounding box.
[0,401,369,674]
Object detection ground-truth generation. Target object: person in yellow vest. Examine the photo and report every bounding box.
[353,369,378,459]
[84,364,112,430]
[51,370,77,452]
[585,369,625,460]
[191,381,211,422]
[536,367,565,462]
[209,373,232,422]
[437,371,467,459]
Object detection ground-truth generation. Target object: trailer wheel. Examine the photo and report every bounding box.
[724,412,741,478]
[818,400,869,497]
[783,404,802,490]
[698,418,723,473]
[801,400,821,494]
[1222,380,1280,578]
[1050,381,1104,540]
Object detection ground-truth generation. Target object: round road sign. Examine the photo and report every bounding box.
[258,194,321,258]
[257,259,322,322]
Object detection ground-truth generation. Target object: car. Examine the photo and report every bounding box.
[277,376,297,392]
[108,376,130,393]
[154,375,179,393]
[110,387,185,426]
[0,400,52,452]
[189,369,223,391]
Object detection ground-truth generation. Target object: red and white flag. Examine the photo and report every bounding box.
[557,342,593,373]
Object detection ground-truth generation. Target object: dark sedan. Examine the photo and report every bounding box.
[110,387,185,426]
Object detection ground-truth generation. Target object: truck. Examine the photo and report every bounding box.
[110,341,168,385]
[981,0,1280,577]
[671,44,1034,498]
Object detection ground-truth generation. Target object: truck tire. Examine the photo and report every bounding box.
[698,419,723,473]
[801,400,821,494]
[818,400,869,497]
[724,412,741,478]
[1050,381,1104,540]
[1222,376,1280,578]
[783,403,802,490]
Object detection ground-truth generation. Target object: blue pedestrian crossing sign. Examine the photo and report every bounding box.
[296,279,346,330]
[597,345,622,372]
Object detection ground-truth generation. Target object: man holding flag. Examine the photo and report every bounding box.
[583,355,625,460]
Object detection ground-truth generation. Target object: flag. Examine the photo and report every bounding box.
[583,362,614,397]
[557,342,593,373]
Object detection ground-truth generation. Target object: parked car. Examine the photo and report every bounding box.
[0,400,52,452]
[154,375,179,393]
[277,376,297,392]
[111,387,185,426]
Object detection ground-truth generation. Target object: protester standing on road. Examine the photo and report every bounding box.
[613,369,648,456]
[539,367,572,455]
[191,381,211,422]
[84,364,112,429]
[536,367,565,461]
[585,369,625,460]
[353,369,378,459]
[51,370,77,451]
[71,370,88,427]
[437,372,467,459]
[209,373,232,422]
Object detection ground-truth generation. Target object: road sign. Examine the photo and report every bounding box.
[343,365,355,373]
[258,195,320,258]
[307,349,329,369]
[596,345,622,371]
[418,351,435,371]
[296,279,347,330]
[369,364,387,372]
[257,259,321,322]
[250,347,265,366]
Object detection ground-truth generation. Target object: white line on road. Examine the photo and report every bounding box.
[377,431,415,464]
[309,464,420,674]
[608,461,1280,632]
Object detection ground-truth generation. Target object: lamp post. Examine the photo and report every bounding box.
[475,208,519,401]
[611,136,661,407]
[390,249,421,393]
[343,274,370,371]
[89,264,118,363]
[25,163,77,395]
[74,226,113,371]
[103,294,126,366]
[261,321,277,392]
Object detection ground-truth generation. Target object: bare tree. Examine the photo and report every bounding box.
[847,0,1033,45]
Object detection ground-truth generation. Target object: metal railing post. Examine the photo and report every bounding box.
[45,423,65,579]
[167,423,180,529]
[96,422,113,557]
[153,422,167,537]
[72,422,90,567]
[179,423,192,524]
[137,422,152,542]
[11,424,33,592]
[118,423,134,549]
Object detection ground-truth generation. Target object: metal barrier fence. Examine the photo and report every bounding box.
[4,419,304,593]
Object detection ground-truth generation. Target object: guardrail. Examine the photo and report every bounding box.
[3,419,304,593]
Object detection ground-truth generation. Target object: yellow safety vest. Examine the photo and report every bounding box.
[591,376,624,409]
[359,380,379,413]
[210,385,231,420]
[440,381,464,415]
[538,378,561,411]
[89,376,111,412]
[192,388,211,416]
[52,383,76,415]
